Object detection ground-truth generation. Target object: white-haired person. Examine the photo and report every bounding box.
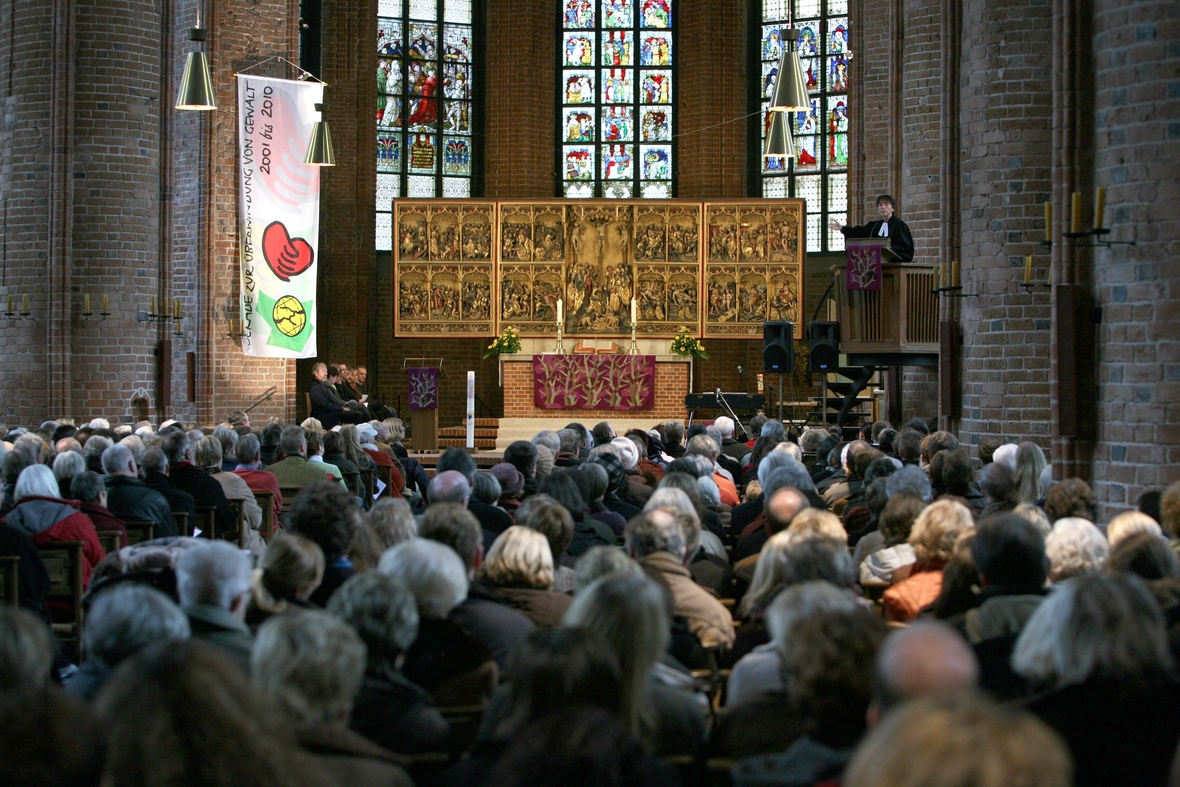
[51,450,85,499]
[1044,517,1109,581]
[5,464,105,589]
[882,499,974,622]
[327,572,451,754]
[65,583,190,701]
[1012,573,1180,787]
[565,571,707,756]
[476,526,572,628]
[714,415,751,464]
[251,609,413,786]
[193,436,265,556]
[379,538,497,706]
[176,540,255,672]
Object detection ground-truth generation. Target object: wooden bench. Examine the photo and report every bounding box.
[96,531,122,556]
[342,471,361,498]
[36,541,84,639]
[173,511,191,537]
[122,520,156,546]
[253,490,276,542]
[194,506,218,540]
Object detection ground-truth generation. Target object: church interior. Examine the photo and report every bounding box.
[1,1,1180,784]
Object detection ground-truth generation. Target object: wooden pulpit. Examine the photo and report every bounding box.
[403,358,443,452]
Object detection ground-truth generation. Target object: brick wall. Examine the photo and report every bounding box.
[955,0,1054,453]
[501,357,690,419]
[1088,0,1180,517]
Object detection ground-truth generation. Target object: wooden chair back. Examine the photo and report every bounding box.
[228,499,245,548]
[253,490,276,541]
[374,463,392,498]
[173,511,191,537]
[122,520,156,546]
[342,471,361,498]
[360,468,376,503]
[279,486,303,514]
[96,531,122,556]
[194,506,217,540]
[0,555,20,606]
[37,541,84,638]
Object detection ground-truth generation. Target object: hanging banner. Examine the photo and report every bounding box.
[237,75,323,357]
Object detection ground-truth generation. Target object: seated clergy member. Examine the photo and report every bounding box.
[626,508,735,650]
[309,362,346,429]
[161,431,235,540]
[102,444,177,537]
[267,425,339,491]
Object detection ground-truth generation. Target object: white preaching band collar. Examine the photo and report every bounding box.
[877,221,890,237]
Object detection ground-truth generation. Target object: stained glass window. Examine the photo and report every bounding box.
[376,0,476,250]
[559,0,675,199]
[758,0,848,252]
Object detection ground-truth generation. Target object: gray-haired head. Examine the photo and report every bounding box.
[471,472,502,506]
[140,445,168,476]
[1045,517,1109,581]
[1011,573,1171,692]
[52,451,86,487]
[757,448,795,489]
[766,580,860,652]
[697,476,721,506]
[377,538,469,618]
[686,433,720,462]
[252,609,367,727]
[557,429,582,455]
[799,428,825,454]
[175,540,252,610]
[885,464,932,503]
[327,572,419,667]
[572,546,642,594]
[532,430,562,456]
[83,583,190,667]
[101,443,137,477]
[69,471,106,503]
[624,509,685,560]
[234,433,262,465]
[427,470,471,506]
[761,420,786,444]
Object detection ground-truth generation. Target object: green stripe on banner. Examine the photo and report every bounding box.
[258,291,315,353]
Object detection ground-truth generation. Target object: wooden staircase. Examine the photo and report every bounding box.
[437,418,500,451]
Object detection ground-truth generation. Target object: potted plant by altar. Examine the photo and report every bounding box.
[485,326,523,358]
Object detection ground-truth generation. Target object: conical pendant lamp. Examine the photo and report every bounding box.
[763,110,795,165]
[304,103,336,166]
[769,30,810,112]
[176,27,216,110]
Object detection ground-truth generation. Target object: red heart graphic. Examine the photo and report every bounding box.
[262,221,315,282]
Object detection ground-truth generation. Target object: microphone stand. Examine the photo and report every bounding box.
[736,365,779,404]
[715,388,748,441]
[241,386,278,417]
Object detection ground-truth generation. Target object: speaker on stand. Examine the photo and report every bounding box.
[763,321,794,423]
[809,321,840,426]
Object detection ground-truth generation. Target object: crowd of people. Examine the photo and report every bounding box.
[2,409,1179,787]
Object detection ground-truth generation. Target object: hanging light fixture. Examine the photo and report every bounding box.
[176,12,216,111]
[304,102,336,166]
[763,110,795,165]
[769,30,811,112]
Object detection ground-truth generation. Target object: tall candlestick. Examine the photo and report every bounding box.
[102,294,109,314]
[1044,201,1052,241]
[1024,256,1033,285]
[630,298,637,324]
[951,260,960,288]
[152,296,158,316]
[6,294,11,315]
[1070,192,1082,234]
[21,294,28,314]
[84,294,91,314]
[1094,187,1106,230]
[175,298,182,320]
[557,298,563,325]
[940,262,948,289]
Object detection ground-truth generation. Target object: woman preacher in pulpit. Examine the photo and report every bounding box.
[829,194,914,262]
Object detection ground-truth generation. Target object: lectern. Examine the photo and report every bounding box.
[403,358,444,451]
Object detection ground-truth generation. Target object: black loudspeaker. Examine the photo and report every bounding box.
[809,321,840,372]
[763,322,794,373]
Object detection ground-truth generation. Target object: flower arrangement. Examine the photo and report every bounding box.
[484,325,523,358]
[670,326,709,360]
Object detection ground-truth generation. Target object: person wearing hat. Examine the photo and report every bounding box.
[611,437,653,504]
[357,423,403,499]
[591,452,644,520]
[534,445,556,480]
[489,462,525,516]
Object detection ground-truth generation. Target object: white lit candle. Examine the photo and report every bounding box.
[630,298,637,324]
[466,371,476,449]
[557,298,563,325]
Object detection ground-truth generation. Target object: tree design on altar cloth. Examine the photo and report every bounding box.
[533,354,656,411]
[845,242,882,291]
[407,367,439,410]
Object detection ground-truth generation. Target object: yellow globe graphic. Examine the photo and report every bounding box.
[272,295,307,338]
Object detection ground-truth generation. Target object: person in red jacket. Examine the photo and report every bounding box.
[5,465,105,589]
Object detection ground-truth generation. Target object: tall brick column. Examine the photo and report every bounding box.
[956,0,1054,452]
[1088,0,1180,516]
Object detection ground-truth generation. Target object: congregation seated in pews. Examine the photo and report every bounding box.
[2,411,1180,787]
